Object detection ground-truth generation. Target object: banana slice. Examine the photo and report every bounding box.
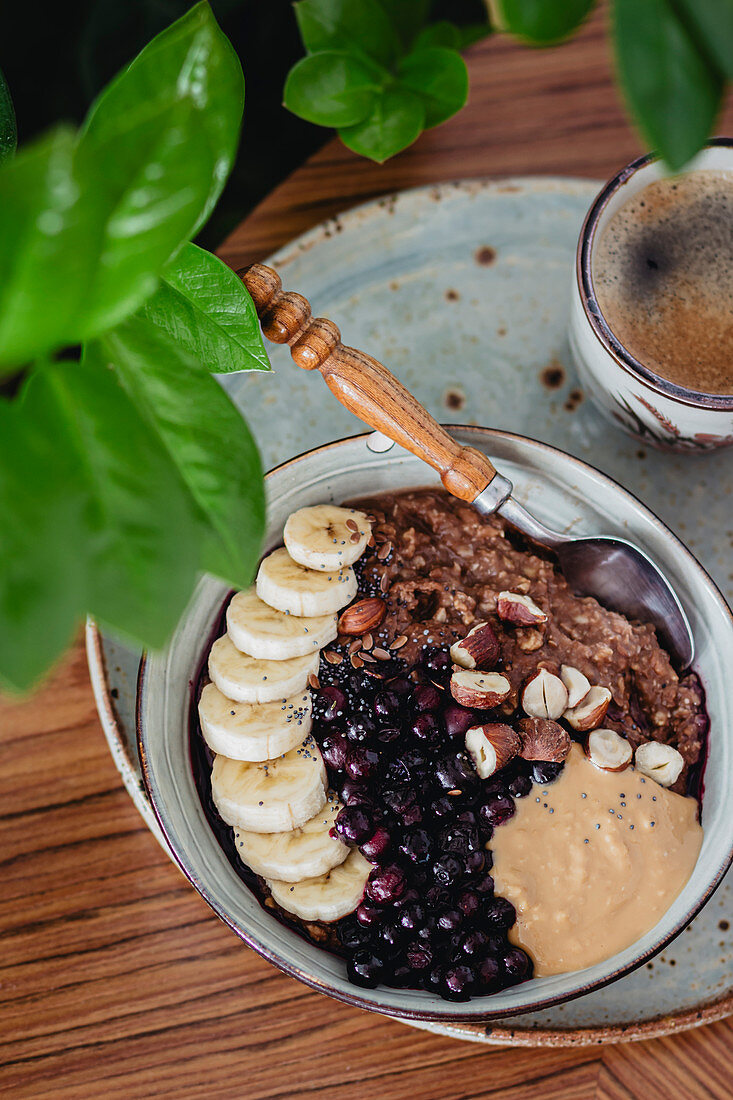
[226,587,337,660]
[208,634,319,704]
[198,682,312,761]
[284,505,371,571]
[211,735,327,832]
[256,546,357,616]
[234,791,347,881]
[267,847,372,922]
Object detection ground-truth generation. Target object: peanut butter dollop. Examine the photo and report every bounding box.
[492,744,703,976]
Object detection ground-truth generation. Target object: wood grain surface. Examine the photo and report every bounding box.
[2,9,733,1097]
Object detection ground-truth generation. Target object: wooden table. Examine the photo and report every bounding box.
[3,10,732,1097]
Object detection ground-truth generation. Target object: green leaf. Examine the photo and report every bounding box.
[674,0,733,80]
[284,51,380,127]
[76,0,244,337]
[495,0,595,43]
[294,0,402,66]
[0,68,16,164]
[339,86,425,162]
[0,391,87,692]
[613,0,723,171]
[413,22,461,50]
[138,243,270,374]
[398,47,469,128]
[101,316,265,587]
[23,353,200,648]
[374,0,431,48]
[458,22,493,48]
[0,128,101,369]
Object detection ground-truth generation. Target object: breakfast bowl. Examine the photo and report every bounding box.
[137,426,733,1022]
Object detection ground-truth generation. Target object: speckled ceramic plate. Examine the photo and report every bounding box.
[86,177,732,1044]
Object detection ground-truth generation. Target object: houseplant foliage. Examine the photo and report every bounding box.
[0,3,270,692]
[284,0,733,170]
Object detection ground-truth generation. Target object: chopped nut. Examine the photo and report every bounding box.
[380,572,390,593]
[560,665,591,709]
[585,728,632,772]
[516,628,544,652]
[377,540,392,561]
[347,638,362,655]
[372,647,391,660]
[522,668,568,720]
[345,518,359,533]
[450,669,511,709]
[496,591,548,626]
[389,635,408,650]
[518,718,571,763]
[338,597,386,635]
[564,685,612,731]
[465,723,520,778]
[361,633,373,651]
[360,651,376,663]
[307,672,321,690]
[634,740,684,787]
[449,621,500,671]
[350,653,364,669]
[323,650,342,665]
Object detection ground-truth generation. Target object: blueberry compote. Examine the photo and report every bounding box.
[311,646,547,1001]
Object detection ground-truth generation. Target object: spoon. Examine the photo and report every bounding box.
[239,263,694,670]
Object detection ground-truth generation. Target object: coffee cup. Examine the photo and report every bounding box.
[569,139,733,452]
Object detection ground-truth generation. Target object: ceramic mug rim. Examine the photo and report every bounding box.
[576,137,733,412]
[137,427,733,1022]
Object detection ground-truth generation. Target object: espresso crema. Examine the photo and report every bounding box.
[593,170,733,395]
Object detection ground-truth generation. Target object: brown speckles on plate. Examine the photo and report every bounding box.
[445,288,460,302]
[475,245,496,266]
[541,362,566,390]
[564,388,584,412]
[444,387,466,411]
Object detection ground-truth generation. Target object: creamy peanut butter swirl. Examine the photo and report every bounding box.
[492,745,703,976]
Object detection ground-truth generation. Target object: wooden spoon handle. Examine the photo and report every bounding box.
[238,262,497,502]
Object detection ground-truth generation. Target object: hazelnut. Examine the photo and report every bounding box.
[517,718,571,763]
[521,668,568,720]
[449,621,500,670]
[634,740,684,787]
[450,670,511,709]
[563,685,611,731]
[337,597,386,636]
[465,723,520,779]
[585,728,632,772]
[496,591,548,626]
[560,665,591,709]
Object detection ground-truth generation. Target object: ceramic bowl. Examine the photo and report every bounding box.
[137,426,733,1022]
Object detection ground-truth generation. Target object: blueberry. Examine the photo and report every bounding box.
[318,685,346,722]
[531,761,564,785]
[457,888,480,918]
[366,864,407,904]
[345,745,380,780]
[410,713,439,742]
[459,929,490,956]
[437,908,463,932]
[435,752,469,792]
[344,715,376,743]
[479,794,516,828]
[355,901,383,928]
[347,949,385,988]
[398,903,425,932]
[399,827,433,864]
[432,853,463,886]
[441,964,474,1001]
[360,825,391,863]
[502,946,532,985]
[380,919,404,951]
[376,725,401,748]
[443,702,476,740]
[466,849,486,874]
[508,773,533,798]
[388,676,412,697]
[374,690,401,719]
[422,648,451,676]
[320,732,349,771]
[425,885,451,911]
[412,682,442,713]
[386,963,413,988]
[430,796,456,820]
[339,776,372,806]
[455,809,477,828]
[335,805,374,844]
[476,955,500,990]
[406,941,433,971]
[337,920,371,950]
[484,896,516,930]
[475,872,495,896]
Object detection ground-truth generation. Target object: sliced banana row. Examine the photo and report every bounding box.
[201,504,373,923]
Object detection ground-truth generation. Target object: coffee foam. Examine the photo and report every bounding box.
[592,170,733,395]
